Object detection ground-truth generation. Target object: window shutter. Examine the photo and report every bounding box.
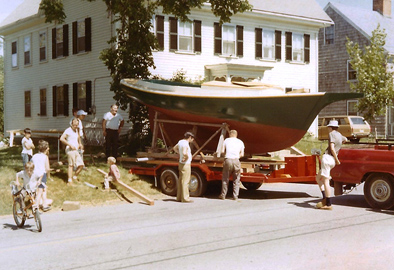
[169,17,178,51]
[255,28,262,59]
[64,84,69,116]
[236,25,243,57]
[285,32,292,61]
[73,83,78,108]
[52,28,56,59]
[52,86,57,116]
[304,34,310,63]
[275,30,282,60]
[86,80,92,114]
[156,15,164,51]
[63,24,69,57]
[214,22,222,55]
[72,21,78,54]
[194,20,201,53]
[85,17,92,52]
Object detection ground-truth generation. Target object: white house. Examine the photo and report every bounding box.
[0,0,332,145]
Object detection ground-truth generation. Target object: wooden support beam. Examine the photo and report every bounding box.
[97,168,154,206]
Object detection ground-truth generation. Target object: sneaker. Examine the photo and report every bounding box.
[42,206,51,212]
[72,176,78,181]
[320,205,333,210]
[218,195,225,200]
[315,198,326,209]
[16,209,23,215]
[183,200,194,203]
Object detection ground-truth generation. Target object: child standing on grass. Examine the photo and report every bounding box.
[104,156,120,190]
[31,140,52,211]
[21,128,35,166]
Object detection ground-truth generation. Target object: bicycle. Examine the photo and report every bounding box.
[11,182,42,232]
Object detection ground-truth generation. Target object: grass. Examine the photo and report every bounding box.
[0,140,164,216]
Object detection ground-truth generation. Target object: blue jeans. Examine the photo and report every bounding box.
[21,153,32,166]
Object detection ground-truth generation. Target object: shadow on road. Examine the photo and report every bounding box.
[3,223,39,233]
[291,194,375,210]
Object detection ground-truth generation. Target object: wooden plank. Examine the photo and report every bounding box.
[97,168,154,206]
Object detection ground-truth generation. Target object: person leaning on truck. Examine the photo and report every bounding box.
[173,132,195,203]
[219,129,245,201]
[316,120,347,210]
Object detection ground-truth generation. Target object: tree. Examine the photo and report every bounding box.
[346,25,394,122]
[40,0,251,153]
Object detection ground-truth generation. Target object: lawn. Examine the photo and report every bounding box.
[0,140,164,216]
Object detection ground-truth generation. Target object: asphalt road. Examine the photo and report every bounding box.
[1,182,394,270]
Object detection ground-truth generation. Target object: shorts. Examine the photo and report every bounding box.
[38,173,47,189]
[67,150,85,168]
[319,154,335,179]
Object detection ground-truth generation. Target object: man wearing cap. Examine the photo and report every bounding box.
[219,129,245,201]
[102,104,124,159]
[69,108,87,140]
[316,120,347,210]
[174,132,195,203]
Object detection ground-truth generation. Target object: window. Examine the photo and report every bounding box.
[169,17,201,53]
[73,81,92,113]
[263,29,275,59]
[24,35,31,65]
[39,31,47,62]
[324,25,334,44]
[347,100,358,115]
[347,60,357,81]
[52,25,69,59]
[11,41,17,68]
[40,88,47,116]
[52,84,69,116]
[72,18,91,54]
[25,91,31,117]
[285,32,310,63]
[256,29,281,60]
[179,21,193,52]
[214,23,243,57]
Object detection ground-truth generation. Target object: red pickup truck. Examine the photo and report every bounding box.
[331,143,394,209]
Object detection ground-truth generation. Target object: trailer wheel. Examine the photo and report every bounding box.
[189,169,207,197]
[364,173,394,210]
[242,182,263,190]
[160,168,178,196]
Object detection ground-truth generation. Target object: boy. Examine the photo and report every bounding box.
[31,140,51,211]
[21,128,35,166]
[15,161,40,193]
[104,156,120,190]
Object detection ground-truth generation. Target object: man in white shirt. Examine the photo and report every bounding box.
[174,132,195,203]
[60,118,84,183]
[219,130,245,200]
[102,104,124,159]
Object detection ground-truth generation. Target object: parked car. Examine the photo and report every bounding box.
[318,115,371,142]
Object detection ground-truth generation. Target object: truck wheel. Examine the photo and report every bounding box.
[160,168,178,196]
[189,169,207,197]
[364,173,394,210]
[242,182,263,190]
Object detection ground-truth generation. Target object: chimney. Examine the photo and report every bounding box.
[373,0,392,17]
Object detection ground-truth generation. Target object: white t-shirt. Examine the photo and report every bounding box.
[31,153,48,177]
[70,118,83,137]
[103,112,124,130]
[177,139,192,164]
[223,137,245,159]
[21,137,33,155]
[62,127,80,151]
[16,170,40,191]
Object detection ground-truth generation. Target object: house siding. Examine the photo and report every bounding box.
[318,6,387,137]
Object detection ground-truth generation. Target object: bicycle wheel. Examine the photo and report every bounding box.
[34,209,42,232]
[13,196,26,228]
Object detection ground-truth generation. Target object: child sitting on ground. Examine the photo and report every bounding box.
[21,128,35,166]
[31,140,52,211]
[104,157,120,190]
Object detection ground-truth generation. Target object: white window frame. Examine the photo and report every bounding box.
[39,30,47,62]
[222,24,236,56]
[178,20,193,52]
[77,19,86,53]
[347,60,357,81]
[292,33,304,62]
[11,40,18,68]
[347,100,359,116]
[24,35,31,66]
[324,25,334,45]
[263,29,275,60]
[56,26,64,58]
